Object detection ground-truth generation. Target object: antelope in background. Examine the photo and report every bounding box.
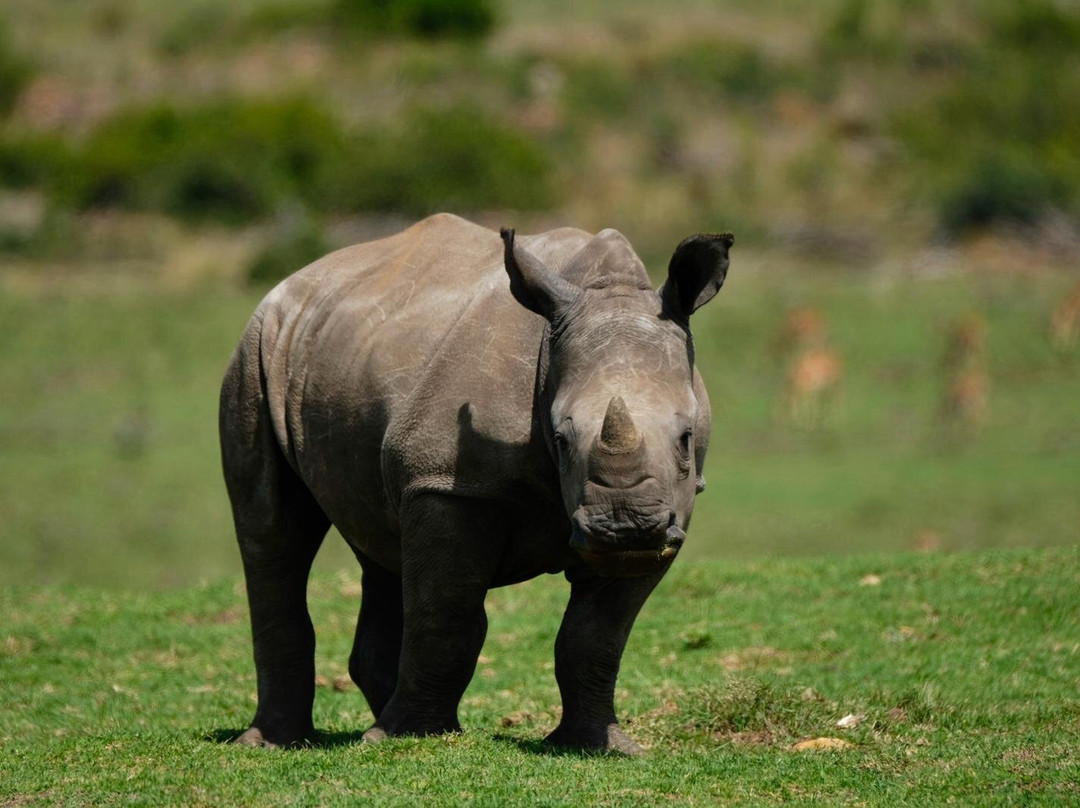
[1050,283,1080,352]
[776,306,843,427]
[941,312,988,425]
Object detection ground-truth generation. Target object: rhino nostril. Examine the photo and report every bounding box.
[664,514,685,549]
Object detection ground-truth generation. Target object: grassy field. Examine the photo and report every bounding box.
[2,546,1078,805]
[2,260,1078,588]
[1,2,1077,802]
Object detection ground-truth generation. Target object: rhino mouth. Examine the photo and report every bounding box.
[569,522,685,577]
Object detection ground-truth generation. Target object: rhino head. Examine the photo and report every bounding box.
[501,226,732,576]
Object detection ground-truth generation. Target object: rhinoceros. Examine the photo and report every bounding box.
[219,213,732,753]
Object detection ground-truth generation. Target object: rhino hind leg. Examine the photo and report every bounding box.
[365,494,505,739]
[348,559,404,720]
[233,503,328,748]
[220,343,330,748]
[544,569,667,755]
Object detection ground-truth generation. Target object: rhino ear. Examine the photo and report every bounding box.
[660,232,734,321]
[501,227,581,321]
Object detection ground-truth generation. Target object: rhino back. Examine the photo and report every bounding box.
[253,213,590,567]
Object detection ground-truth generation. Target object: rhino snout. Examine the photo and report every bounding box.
[569,504,686,578]
[570,479,676,552]
[570,508,674,550]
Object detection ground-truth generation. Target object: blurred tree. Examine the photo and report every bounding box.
[333,0,496,39]
[0,20,31,118]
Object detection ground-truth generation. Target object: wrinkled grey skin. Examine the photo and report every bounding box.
[219,213,732,754]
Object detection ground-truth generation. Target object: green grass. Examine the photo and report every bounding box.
[2,547,1078,804]
[0,288,260,588]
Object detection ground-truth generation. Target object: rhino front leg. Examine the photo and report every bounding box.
[363,494,503,740]
[546,568,666,755]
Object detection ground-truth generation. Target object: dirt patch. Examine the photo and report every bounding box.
[717,646,788,672]
[181,607,242,626]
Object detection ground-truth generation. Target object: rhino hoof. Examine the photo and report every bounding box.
[234,725,315,749]
[234,727,280,749]
[545,723,645,756]
[605,725,646,756]
[598,725,646,756]
[361,724,389,744]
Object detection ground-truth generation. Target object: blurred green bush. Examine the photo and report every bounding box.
[4,0,1079,248]
[157,5,234,57]
[819,0,876,60]
[0,134,72,189]
[332,0,495,39]
[894,0,1080,235]
[246,218,332,286]
[326,104,555,214]
[989,0,1080,54]
[0,21,32,117]
[936,150,1072,234]
[663,41,787,104]
[1,97,554,224]
[57,97,347,223]
[559,60,636,121]
[559,39,793,127]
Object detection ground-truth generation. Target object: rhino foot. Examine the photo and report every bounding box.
[233,726,313,749]
[545,723,645,756]
[360,724,388,744]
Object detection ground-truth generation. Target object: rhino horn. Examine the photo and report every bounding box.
[598,396,641,454]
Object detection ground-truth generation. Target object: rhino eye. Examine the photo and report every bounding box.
[553,429,571,465]
[678,429,693,459]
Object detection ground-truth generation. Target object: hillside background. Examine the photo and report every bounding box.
[1,0,1078,587]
